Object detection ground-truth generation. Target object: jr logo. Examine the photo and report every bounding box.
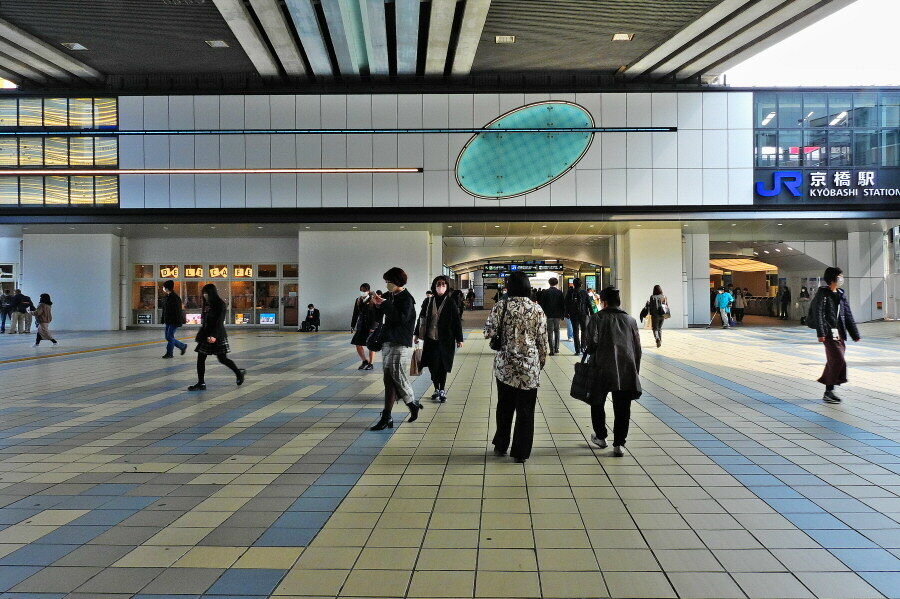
[755,170,803,197]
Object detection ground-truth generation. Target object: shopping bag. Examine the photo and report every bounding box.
[570,353,598,403]
[409,346,423,376]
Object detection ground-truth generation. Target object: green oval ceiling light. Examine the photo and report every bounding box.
[455,101,594,199]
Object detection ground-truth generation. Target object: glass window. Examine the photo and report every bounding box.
[95,176,118,204]
[19,176,42,204]
[69,98,93,128]
[777,93,802,128]
[0,137,16,165]
[230,281,254,323]
[883,130,899,167]
[258,264,277,278]
[157,281,183,310]
[755,92,776,128]
[184,264,204,278]
[282,264,298,278]
[69,137,94,165]
[828,130,852,166]
[44,137,68,165]
[0,99,16,126]
[852,130,879,166]
[802,93,828,127]
[233,264,253,278]
[43,98,68,126]
[18,138,43,165]
[70,176,93,205]
[0,178,17,205]
[93,98,117,128]
[777,130,802,167]
[209,264,228,278]
[802,130,827,167]
[183,281,203,310]
[827,93,851,127]
[159,264,180,278]
[18,98,42,126]
[852,92,878,127]
[44,176,69,205]
[95,137,117,165]
[882,92,900,127]
[255,281,279,310]
[132,282,156,310]
[134,264,154,278]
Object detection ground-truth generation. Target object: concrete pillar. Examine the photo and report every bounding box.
[616,228,685,328]
[298,230,437,331]
[846,231,887,322]
[683,233,710,326]
[22,234,121,330]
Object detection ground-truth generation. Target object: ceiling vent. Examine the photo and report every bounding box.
[495,35,516,44]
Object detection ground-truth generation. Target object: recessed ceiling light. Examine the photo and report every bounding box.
[494,225,500,228]
[116,226,122,230]
[824,223,829,226]
[731,223,737,227]
[205,40,230,48]
[774,248,781,252]
[636,224,642,227]
[61,42,88,51]
[763,250,769,254]
[210,226,216,229]
[612,33,634,41]
[305,226,310,229]
[22,226,27,230]
[494,35,516,44]
[163,226,168,230]
[777,223,783,226]
[69,226,75,230]
[787,247,794,250]
[542,225,547,228]
[257,226,263,229]
[352,226,358,229]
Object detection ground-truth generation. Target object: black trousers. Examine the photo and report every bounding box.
[570,316,587,353]
[780,303,789,319]
[493,379,537,460]
[590,390,633,447]
[197,353,241,383]
[429,363,448,390]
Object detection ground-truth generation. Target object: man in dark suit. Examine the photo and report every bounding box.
[565,277,591,354]
[538,277,566,355]
[161,280,187,358]
[301,304,320,331]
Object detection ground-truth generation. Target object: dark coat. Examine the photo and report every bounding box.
[810,286,859,341]
[161,292,185,326]
[195,300,227,343]
[417,294,464,372]
[781,288,792,305]
[351,294,381,345]
[304,308,320,326]
[565,288,590,320]
[539,286,566,319]
[12,293,34,314]
[380,288,416,347]
[584,307,642,400]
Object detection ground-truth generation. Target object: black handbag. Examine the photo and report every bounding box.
[366,322,384,352]
[489,300,508,351]
[570,352,599,403]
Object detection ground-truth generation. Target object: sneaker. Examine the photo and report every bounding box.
[823,390,841,403]
[161,354,174,359]
[438,390,447,403]
[358,360,368,370]
[32,343,38,347]
[590,434,607,449]
[187,383,206,391]
[613,445,625,457]
[180,345,187,356]
[430,392,440,402]
[363,363,374,371]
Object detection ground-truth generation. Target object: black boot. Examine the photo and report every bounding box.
[188,382,206,391]
[370,410,393,431]
[236,369,246,386]
[407,401,420,423]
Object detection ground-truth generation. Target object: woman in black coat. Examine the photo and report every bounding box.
[582,287,641,457]
[188,283,245,391]
[415,275,464,402]
[351,283,381,370]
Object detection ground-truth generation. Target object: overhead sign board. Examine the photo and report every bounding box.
[754,168,900,204]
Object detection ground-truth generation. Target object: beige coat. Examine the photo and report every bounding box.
[34,303,52,340]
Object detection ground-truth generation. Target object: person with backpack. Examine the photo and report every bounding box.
[565,277,591,354]
[640,285,669,348]
[808,267,860,404]
[160,280,188,359]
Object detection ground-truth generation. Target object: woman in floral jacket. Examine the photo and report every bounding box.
[483,271,548,463]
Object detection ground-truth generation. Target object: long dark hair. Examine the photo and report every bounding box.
[201,283,225,309]
[39,293,52,305]
[652,285,663,296]
[430,275,451,296]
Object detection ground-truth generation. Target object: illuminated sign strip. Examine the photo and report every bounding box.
[2,126,677,136]
[0,167,423,175]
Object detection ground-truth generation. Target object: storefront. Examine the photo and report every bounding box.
[131,262,299,328]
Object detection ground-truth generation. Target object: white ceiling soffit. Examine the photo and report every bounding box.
[284,0,334,77]
[0,50,49,84]
[0,38,72,80]
[320,0,363,76]
[210,0,281,78]
[621,0,855,81]
[452,0,491,76]
[248,0,308,77]
[362,0,390,76]
[425,0,457,75]
[0,17,101,81]
[395,0,420,75]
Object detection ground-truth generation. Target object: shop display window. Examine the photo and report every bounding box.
[209,265,228,278]
[256,281,279,311]
[183,281,203,309]
[184,264,204,278]
[258,264,277,278]
[160,264,180,278]
[134,264,154,279]
[283,264,298,278]
[230,281,253,324]
[234,265,253,278]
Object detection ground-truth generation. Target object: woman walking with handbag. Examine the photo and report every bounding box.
[415,275,464,403]
[639,285,669,348]
[32,294,58,346]
[369,267,421,431]
[582,287,641,457]
[188,284,245,391]
[483,271,548,464]
[351,283,380,370]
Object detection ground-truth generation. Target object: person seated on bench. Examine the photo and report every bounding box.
[301,304,320,331]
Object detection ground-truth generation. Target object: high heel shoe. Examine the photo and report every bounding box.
[407,402,420,423]
[370,411,394,431]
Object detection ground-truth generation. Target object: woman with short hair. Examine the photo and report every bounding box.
[810,267,860,403]
[33,293,58,346]
[483,271,548,464]
[351,283,380,370]
[415,275,464,403]
[188,283,245,391]
[369,267,421,430]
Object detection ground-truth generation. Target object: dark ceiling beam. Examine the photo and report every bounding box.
[0,17,102,81]
[451,0,490,76]
[210,0,281,78]
[248,0,308,78]
[284,0,334,77]
[394,0,420,75]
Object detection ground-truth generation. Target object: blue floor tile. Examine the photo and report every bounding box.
[806,529,880,549]
[0,567,42,592]
[68,509,136,526]
[764,498,824,513]
[273,511,331,529]
[31,525,110,545]
[253,528,318,547]
[300,485,352,498]
[204,569,285,596]
[0,544,78,566]
[783,512,849,530]
[286,496,344,512]
[829,548,900,571]
[858,572,900,599]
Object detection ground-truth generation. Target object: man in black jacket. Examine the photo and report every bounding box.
[301,304,320,331]
[538,277,566,355]
[0,290,11,333]
[160,280,187,358]
[809,267,860,404]
[565,278,591,354]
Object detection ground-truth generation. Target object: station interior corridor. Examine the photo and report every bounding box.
[0,323,897,599]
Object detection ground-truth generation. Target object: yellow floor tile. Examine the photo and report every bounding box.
[355,547,419,570]
[295,546,362,569]
[415,548,478,571]
[145,526,214,546]
[408,570,476,598]
[478,548,538,571]
[275,568,350,596]
[540,571,608,598]
[233,546,303,569]
[173,545,247,568]
[475,570,541,598]
[339,568,412,597]
[113,544,191,567]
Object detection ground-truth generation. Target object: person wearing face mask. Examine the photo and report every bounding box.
[351,283,380,370]
[369,267,420,430]
[188,283,245,391]
[809,267,860,404]
[415,275,464,402]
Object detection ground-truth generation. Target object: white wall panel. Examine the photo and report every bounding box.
[246,175,272,208]
[601,169,627,206]
[424,170,449,206]
[398,95,423,167]
[372,95,398,169]
[702,169,728,205]
[270,95,295,128]
[702,130,728,169]
[651,93,677,127]
[652,169,678,205]
[677,130,703,168]
[576,170,601,206]
[271,134,296,168]
[143,175,170,208]
[244,95,271,128]
[118,174,144,208]
[143,136,169,168]
[347,96,373,168]
[297,134,322,167]
[398,172,424,207]
[550,168,577,206]
[117,96,143,129]
[677,93,703,129]
[448,172,473,207]
[423,94,449,169]
[499,93,525,115]
[575,93,602,124]
[195,135,220,168]
[728,129,754,169]
[296,95,321,126]
[626,93,651,126]
[601,93,626,127]
[626,132,652,168]
[473,94,499,126]
[626,168,652,205]
[448,94,474,126]
[727,92,754,129]
[347,174,373,207]
[297,174,321,207]
[322,175,348,207]
[373,174,399,208]
[220,174,245,207]
[702,92,728,130]
[168,95,194,129]
[194,95,219,129]
[219,95,245,128]
[525,185,551,207]
[651,132,677,169]
[119,136,144,168]
[220,136,246,168]
[143,96,168,130]
[170,136,194,169]
[169,174,195,209]
[271,174,297,208]
[727,169,754,205]
[677,169,702,205]
[322,135,346,167]
[601,132,626,168]
[245,135,271,168]
[194,174,221,208]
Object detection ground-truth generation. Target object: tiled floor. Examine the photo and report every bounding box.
[0,324,897,598]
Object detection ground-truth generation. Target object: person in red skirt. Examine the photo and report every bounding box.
[809,267,860,404]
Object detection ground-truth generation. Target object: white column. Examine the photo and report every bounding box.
[846,231,887,322]
[298,230,434,330]
[683,233,710,326]
[22,234,121,330]
[618,228,685,328]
